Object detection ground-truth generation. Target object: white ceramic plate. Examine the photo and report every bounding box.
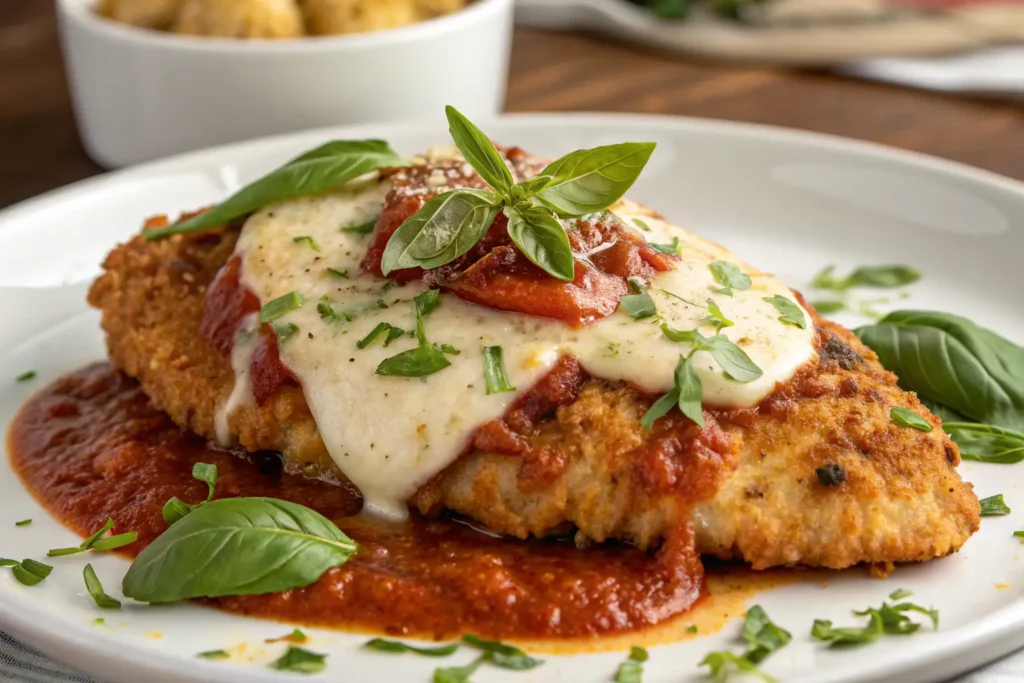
[2,114,1024,683]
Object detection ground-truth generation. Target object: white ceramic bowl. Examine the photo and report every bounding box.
[56,0,513,168]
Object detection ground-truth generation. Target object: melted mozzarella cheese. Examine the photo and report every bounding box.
[230,175,816,518]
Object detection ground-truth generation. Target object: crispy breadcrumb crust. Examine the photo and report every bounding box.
[88,228,980,569]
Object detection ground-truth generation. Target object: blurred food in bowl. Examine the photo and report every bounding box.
[97,0,471,38]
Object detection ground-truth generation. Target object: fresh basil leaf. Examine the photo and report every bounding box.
[193,463,218,502]
[814,264,920,291]
[532,142,656,218]
[515,174,554,197]
[83,564,121,609]
[483,346,515,395]
[709,261,751,295]
[8,559,53,587]
[763,295,807,329]
[980,494,1011,517]
[660,323,697,344]
[376,344,452,378]
[505,206,575,282]
[162,463,218,525]
[945,422,1024,464]
[696,332,763,383]
[415,289,441,317]
[675,354,705,428]
[632,217,652,232]
[15,519,31,527]
[260,292,305,324]
[461,634,543,671]
[813,593,938,647]
[122,498,357,603]
[650,236,681,255]
[15,370,35,383]
[620,277,657,319]
[641,388,680,430]
[890,407,933,433]
[381,189,499,275]
[812,300,847,315]
[702,298,733,331]
[269,645,327,674]
[146,140,405,240]
[162,498,193,526]
[742,606,791,664]
[856,311,1024,431]
[197,650,231,660]
[364,638,458,657]
[445,106,515,195]
[433,656,484,683]
[811,612,883,646]
[91,532,138,552]
[699,651,774,683]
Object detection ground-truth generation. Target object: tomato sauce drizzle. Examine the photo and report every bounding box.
[8,364,704,640]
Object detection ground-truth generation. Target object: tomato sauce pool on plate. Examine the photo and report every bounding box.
[8,363,704,640]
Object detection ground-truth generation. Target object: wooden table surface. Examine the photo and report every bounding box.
[4,0,1024,209]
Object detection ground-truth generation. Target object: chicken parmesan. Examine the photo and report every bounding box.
[9,108,979,645]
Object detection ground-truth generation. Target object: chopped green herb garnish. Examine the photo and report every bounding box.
[8,559,53,587]
[267,628,308,644]
[660,326,763,383]
[415,289,441,317]
[890,407,932,433]
[620,277,657,319]
[439,344,460,355]
[702,298,734,332]
[82,518,115,548]
[650,236,681,254]
[91,532,138,552]
[709,261,751,296]
[269,646,327,674]
[483,346,515,394]
[92,618,105,626]
[658,289,699,306]
[700,651,774,682]
[687,625,699,634]
[357,322,406,349]
[377,290,451,378]
[15,370,36,383]
[811,590,937,646]
[342,219,378,235]
[1014,530,1024,539]
[317,299,353,323]
[197,650,231,660]
[813,264,920,291]
[763,295,807,329]
[433,656,485,683]
[812,300,847,315]
[292,235,319,251]
[700,606,789,682]
[15,519,31,527]
[275,323,299,342]
[889,589,913,601]
[162,463,218,525]
[461,634,543,670]
[260,292,305,324]
[614,646,648,683]
[326,267,349,279]
[83,564,121,609]
[632,217,652,232]
[980,494,1011,517]
[364,638,459,657]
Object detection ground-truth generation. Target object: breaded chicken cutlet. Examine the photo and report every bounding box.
[89,174,980,571]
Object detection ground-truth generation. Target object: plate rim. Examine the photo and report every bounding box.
[2,112,1024,683]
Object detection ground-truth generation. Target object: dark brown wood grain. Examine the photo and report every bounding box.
[3,0,1024,209]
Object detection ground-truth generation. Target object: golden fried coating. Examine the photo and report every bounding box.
[89,227,980,570]
[98,0,185,29]
[301,0,420,35]
[173,0,304,38]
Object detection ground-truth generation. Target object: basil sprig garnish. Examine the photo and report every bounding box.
[661,326,763,383]
[890,407,932,433]
[811,589,937,646]
[121,498,357,603]
[145,140,406,240]
[84,564,121,609]
[702,298,733,332]
[364,638,459,657]
[483,346,515,394]
[620,277,657,319]
[813,264,920,291]
[380,106,655,282]
[699,605,790,682]
[614,646,648,683]
[980,494,1011,517]
[376,290,453,378]
[162,462,218,525]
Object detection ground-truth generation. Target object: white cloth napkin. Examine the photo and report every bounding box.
[843,46,1024,98]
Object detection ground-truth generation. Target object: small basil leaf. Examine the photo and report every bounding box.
[445,106,515,195]
[620,277,657,319]
[146,140,405,239]
[162,498,194,526]
[890,407,932,432]
[415,289,441,317]
[632,217,652,232]
[763,295,807,329]
[461,634,543,670]
[483,346,516,394]
[532,142,656,218]
[702,298,733,331]
[742,606,791,663]
[193,463,218,502]
[505,206,575,282]
[433,656,485,683]
[84,564,121,609]
[696,333,763,383]
[122,498,357,603]
[812,300,847,315]
[699,651,773,683]
[364,638,458,657]
[660,323,696,344]
[709,261,751,295]
[269,646,327,674]
[945,422,1024,464]
[675,354,705,428]
[980,494,1011,517]
[376,344,452,378]
[381,190,499,275]
[815,264,921,291]
[650,237,681,255]
[516,174,554,197]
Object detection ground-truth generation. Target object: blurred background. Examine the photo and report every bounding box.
[3,0,1024,209]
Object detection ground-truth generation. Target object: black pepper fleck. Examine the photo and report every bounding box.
[816,463,846,487]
